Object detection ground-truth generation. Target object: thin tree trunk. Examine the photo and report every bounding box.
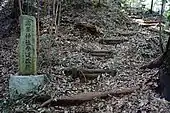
[150,0,154,14]
[37,0,40,57]
[158,0,166,53]
[18,0,22,15]
[54,0,59,35]
[52,0,56,35]
[11,0,20,19]
[57,0,61,27]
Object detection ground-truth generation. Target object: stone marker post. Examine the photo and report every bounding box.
[9,15,45,99]
[19,15,37,75]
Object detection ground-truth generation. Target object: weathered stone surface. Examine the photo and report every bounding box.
[9,75,46,99]
[19,15,37,75]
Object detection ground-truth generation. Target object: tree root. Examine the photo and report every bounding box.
[41,87,139,107]
[140,54,164,69]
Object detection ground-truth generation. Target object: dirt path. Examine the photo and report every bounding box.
[1,1,170,113]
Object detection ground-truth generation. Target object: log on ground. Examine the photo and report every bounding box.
[41,87,139,107]
[99,38,128,45]
[85,50,113,57]
[139,23,158,27]
[64,68,117,79]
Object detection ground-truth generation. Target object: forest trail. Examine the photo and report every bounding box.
[1,0,170,112]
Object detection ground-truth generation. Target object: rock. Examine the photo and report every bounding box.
[9,74,46,99]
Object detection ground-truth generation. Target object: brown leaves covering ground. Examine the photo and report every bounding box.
[1,0,170,112]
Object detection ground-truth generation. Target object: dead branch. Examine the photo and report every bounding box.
[84,50,112,57]
[41,87,139,107]
[139,23,158,27]
[129,15,142,19]
[99,38,128,45]
[132,18,159,27]
[144,20,159,24]
[88,50,112,54]
[90,52,111,57]
[64,68,116,79]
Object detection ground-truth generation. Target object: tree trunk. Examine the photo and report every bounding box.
[158,0,166,53]
[159,1,170,100]
[150,0,154,14]
[159,35,170,101]
[11,0,20,19]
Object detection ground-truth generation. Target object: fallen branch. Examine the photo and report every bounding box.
[132,18,159,27]
[41,87,139,107]
[129,15,142,19]
[81,69,116,75]
[114,31,137,36]
[139,23,158,27]
[90,52,110,57]
[144,20,159,24]
[61,38,78,41]
[82,49,112,53]
[64,68,117,79]
[99,38,128,45]
[85,50,112,57]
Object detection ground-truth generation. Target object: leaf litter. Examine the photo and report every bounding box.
[1,0,170,112]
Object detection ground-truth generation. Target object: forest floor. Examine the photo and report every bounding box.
[1,0,170,113]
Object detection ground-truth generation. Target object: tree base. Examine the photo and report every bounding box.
[159,66,170,101]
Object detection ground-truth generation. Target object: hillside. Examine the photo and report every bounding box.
[1,0,170,112]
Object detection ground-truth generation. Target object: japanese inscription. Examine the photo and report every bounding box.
[19,15,37,75]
